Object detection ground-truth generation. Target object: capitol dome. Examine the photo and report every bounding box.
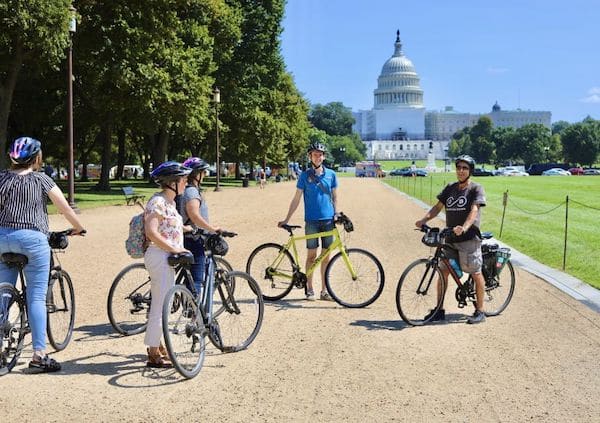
[374,31,424,110]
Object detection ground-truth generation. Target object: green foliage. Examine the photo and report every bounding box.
[561,120,600,166]
[309,102,355,136]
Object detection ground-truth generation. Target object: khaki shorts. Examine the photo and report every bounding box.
[444,237,483,274]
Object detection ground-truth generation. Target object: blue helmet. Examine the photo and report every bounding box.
[9,137,42,164]
[150,161,191,183]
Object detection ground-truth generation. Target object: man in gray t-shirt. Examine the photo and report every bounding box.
[415,155,487,324]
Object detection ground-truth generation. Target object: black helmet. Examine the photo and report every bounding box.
[9,137,42,164]
[307,142,327,153]
[150,161,192,183]
[182,157,209,171]
[206,235,229,256]
[455,155,476,174]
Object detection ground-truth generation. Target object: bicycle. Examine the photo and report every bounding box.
[107,252,232,336]
[162,231,264,379]
[245,212,385,308]
[0,229,80,375]
[395,225,515,326]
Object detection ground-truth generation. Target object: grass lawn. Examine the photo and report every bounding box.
[384,173,600,289]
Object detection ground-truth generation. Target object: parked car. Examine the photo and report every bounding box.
[568,167,584,175]
[388,168,409,176]
[526,163,571,175]
[472,167,494,177]
[542,168,571,176]
[503,169,529,177]
[583,168,600,175]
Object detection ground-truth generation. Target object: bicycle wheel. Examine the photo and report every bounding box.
[210,271,264,352]
[162,284,205,379]
[46,270,75,351]
[396,259,445,326]
[107,263,150,336]
[325,248,385,308]
[246,243,295,301]
[483,261,516,316]
[0,283,26,376]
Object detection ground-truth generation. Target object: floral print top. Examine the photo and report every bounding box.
[145,193,184,250]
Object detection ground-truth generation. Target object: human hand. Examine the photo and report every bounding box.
[277,220,287,228]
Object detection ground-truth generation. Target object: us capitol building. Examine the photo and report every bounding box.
[352,31,551,161]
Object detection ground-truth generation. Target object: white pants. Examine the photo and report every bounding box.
[144,245,175,347]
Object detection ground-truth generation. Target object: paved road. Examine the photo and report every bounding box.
[2,178,599,422]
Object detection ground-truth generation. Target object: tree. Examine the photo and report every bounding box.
[0,0,71,168]
[561,120,600,166]
[309,102,355,136]
[552,120,570,135]
[514,124,551,165]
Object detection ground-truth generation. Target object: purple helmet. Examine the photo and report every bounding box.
[9,137,42,164]
[182,157,209,171]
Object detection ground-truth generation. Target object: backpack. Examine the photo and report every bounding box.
[125,212,147,258]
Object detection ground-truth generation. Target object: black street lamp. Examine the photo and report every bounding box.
[213,86,221,192]
[67,5,78,210]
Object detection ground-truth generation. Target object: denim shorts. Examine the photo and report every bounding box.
[305,220,334,250]
[444,237,483,274]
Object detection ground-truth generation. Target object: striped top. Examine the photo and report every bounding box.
[0,170,56,234]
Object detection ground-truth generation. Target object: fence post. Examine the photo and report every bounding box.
[499,190,508,238]
[563,195,569,270]
[430,175,433,204]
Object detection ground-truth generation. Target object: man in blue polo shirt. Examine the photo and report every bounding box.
[278,142,338,301]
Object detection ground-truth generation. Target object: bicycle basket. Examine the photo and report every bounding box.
[49,232,68,249]
[206,235,229,256]
[422,229,441,247]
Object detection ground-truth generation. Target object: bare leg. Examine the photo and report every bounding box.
[320,253,330,294]
[472,272,485,311]
[305,248,317,293]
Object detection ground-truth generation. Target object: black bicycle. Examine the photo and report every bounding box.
[396,225,515,326]
[0,229,79,375]
[162,231,264,379]
[107,253,232,336]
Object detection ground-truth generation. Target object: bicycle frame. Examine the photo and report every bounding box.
[271,225,358,280]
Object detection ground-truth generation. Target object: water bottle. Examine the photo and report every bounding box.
[449,258,463,278]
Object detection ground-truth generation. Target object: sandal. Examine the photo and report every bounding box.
[29,355,61,373]
[146,348,172,368]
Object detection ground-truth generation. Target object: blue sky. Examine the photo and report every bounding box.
[281,0,600,123]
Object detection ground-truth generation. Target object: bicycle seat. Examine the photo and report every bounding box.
[1,253,28,267]
[168,252,195,267]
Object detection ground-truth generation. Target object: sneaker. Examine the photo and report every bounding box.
[320,291,333,301]
[306,289,316,301]
[467,310,486,324]
[424,308,445,322]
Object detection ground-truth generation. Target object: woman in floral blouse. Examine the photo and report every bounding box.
[143,161,191,367]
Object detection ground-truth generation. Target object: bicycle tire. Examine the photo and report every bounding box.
[107,262,150,336]
[396,259,445,326]
[210,271,264,352]
[246,243,295,301]
[325,248,385,308]
[162,284,205,379]
[46,270,75,351]
[483,261,516,316]
[0,283,26,376]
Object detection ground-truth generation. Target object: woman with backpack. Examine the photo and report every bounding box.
[0,137,85,372]
[143,161,191,367]
[179,157,223,295]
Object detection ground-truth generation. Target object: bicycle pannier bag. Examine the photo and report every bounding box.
[125,212,147,258]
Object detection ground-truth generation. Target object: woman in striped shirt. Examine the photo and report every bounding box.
[0,137,85,373]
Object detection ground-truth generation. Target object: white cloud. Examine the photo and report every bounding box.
[580,87,600,103]
[486,67,509,74]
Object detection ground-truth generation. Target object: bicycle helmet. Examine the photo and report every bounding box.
[150,161,192,183]
[9,137,42,164]
[182,157,210,171]
[455,155,476,175]
[307,142,327,153]
[206,235,229,256]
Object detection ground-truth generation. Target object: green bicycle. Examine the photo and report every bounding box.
[245,213,384,308]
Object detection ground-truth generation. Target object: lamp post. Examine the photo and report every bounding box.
[443,147,449,172]
[66,6,77,210]
[213,86,221,192]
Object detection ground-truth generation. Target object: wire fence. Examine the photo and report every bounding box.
[387,175,599,272]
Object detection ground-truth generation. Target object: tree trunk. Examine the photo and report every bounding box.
[95,123,112,191]
[0,40,24,169]
[151,127,169,166]
[116,128,126,180]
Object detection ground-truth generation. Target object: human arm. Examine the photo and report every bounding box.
[453,204,481,236]
[185,198,220,233]
[331,187,338,216]
[278,188,303,227]
[47,186,85,235]
[414,201,444,228]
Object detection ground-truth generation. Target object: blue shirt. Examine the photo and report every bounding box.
[297,167,337,221]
